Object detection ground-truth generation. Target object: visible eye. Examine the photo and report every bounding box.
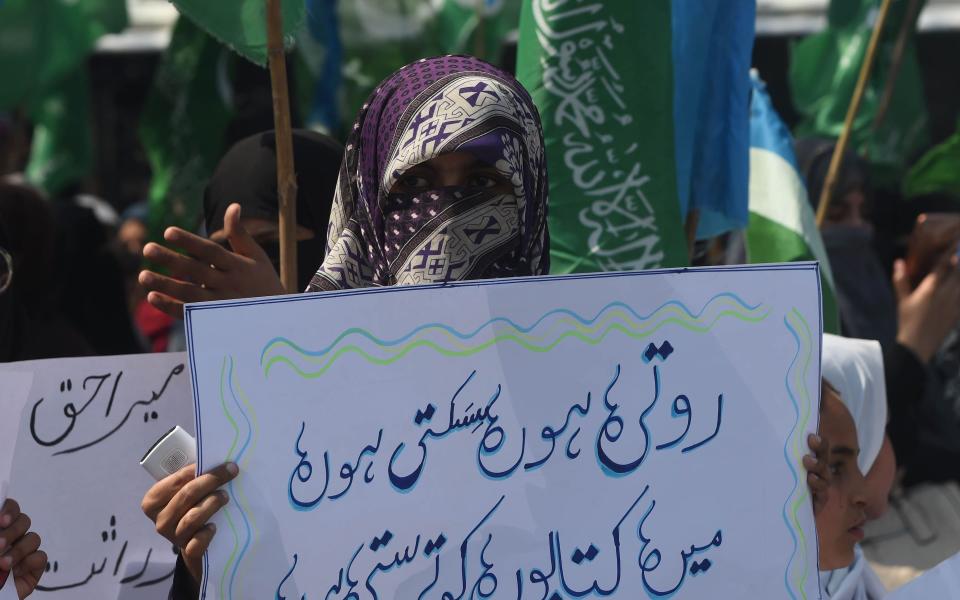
[398,174,431,190]
[468,173,509,190]
[829,462,844,477]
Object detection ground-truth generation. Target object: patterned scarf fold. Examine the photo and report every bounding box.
[308,55,548,291]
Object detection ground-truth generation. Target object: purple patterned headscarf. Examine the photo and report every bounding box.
[308,55,548,291]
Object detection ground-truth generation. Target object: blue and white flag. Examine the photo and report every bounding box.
[745,70,840,333]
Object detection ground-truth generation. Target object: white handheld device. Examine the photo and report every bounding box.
[140,425,197,481]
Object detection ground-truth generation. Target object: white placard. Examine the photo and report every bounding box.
[0,371,31,504]
[186,264,824,599]
[1,353,194,599]
[0,371,32,600]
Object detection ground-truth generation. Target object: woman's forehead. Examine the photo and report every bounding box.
[821,389,859,450]
[406,152,496,172]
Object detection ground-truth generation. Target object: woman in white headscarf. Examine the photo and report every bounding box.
[819,334,893,600]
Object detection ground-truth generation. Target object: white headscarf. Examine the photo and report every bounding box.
[821,334,887,474]
[819,334,889,600]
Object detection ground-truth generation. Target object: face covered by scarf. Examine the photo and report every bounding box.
[204,129,343,291]
[308,55,548,291]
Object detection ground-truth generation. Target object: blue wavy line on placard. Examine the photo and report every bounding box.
[258,292,762,364]
[782,313,804,600]
[226,356,253,600]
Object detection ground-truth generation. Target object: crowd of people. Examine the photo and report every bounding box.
[2,54,960,600]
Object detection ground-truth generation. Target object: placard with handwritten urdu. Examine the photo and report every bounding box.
[186,264,824,599]
[2,353,193,599]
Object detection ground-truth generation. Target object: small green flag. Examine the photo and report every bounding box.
[904,119,960,202]
[435,0,520,62]
[789,0,929,187]
[516,2,687,273]
[337,0,442,130]
[139,18,233,239]
[170,0,305,66]
[0,0,127,110]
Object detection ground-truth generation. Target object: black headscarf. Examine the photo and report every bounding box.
[203,130,343,290]
[0,181,93,361]
[794,137,897,346]
[0,218,19,362]
[795,137,869,213]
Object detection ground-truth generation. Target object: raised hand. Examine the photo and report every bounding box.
[804,433,832,515]
[0,499,47,599]
[140,463,238,584]
[140,203,286,317]
[893,249,960,363]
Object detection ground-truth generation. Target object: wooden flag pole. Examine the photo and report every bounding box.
[815,0,894,228]
[684,208,700,264]
[873,0,923,130]
[266,0,298,292]
[474,0,487,58]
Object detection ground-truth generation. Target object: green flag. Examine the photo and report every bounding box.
[790,0,929,187]
[516,2,687,273]
[170,0,305,66]
[24,68,95,196]
[435,0,520,62]
[139,18,233,239]
[337,0,442,130]
[904,119,960,202]
[0,0,126,194]
[0,0,127,110]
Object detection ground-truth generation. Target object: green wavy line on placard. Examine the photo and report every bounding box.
[264,301,770,379]
[786,308,815,597]
[216,356,241,600]
[229,363,259,596]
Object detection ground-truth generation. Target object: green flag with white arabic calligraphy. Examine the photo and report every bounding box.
[516,1,688,273]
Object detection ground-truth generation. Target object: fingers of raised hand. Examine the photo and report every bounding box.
[0,532,40,570]
[182,524,216,582]
[0,500,20,528]
[223,204,256,257]
[15,548,47,587]
[145,291,185,318]
[183,524,216,559]
[140,270,215,305]
[806,433,828,458]
[807,468,828,489]
[155,463,237,543]
[142,243,226,290]
[804,457,829,489]
[0,513,30,554]
[174,492,228,548]
[141,464,197,522]
[163,228,237,272]
[16,548,46,576]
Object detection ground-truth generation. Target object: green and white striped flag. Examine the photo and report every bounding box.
[747,72,840,334]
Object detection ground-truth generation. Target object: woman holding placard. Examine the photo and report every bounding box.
[140,54,548,595]
[137,55,829,597]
